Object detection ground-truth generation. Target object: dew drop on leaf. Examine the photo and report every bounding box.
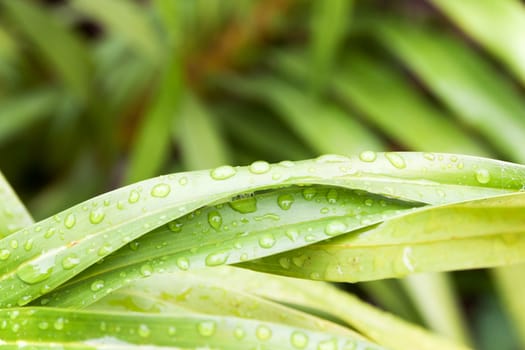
[359,150,377,162]
[229,197,257,213]
[302,188,317,201]
[0,249,10,260]
[207,211,222,230]
[176,257,190,270]
[54,318,64,330]
[205,251,229,266]
[291,331,308,349]
[90,280,105,292]
[17,259,54,284]
[256,325,272,340]
[385,152,406,169]
[249,160,271,174]
[324,221,347,236]
[138,324,151,337]
[128,190,140,203]
[210,165,236,180]
[140,264,153,277]
[89,208,105,224]
[259,234,276,249]
[64,214,76,229]
[277,193,295,210]
[475,169,491,184]
[197,320,216,337]
[61,254,80,270]
[234,327,245,339]
[151,183,171,198]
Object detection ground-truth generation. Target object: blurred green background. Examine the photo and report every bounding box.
[1,1,525,348]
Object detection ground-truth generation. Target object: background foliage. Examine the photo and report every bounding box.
[1,0,525,349]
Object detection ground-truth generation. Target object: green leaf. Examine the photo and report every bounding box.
[309,0,353,93]
[0,171,33,238]
[243,192,525,281]
[374,19,525,163]
[224,75,385,153]
[0,307,385,349]
[0,89,59,145]
[176,94,231,170]
[125,57,182,183]
[2,0,91,100]
[431,0,525,85]
[72,0,162,63]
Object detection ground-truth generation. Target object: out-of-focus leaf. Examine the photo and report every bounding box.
[0,171,33,238]
[125,57,182,183]
[0,89,59,145]
[0,25,16,62]
[224,75,384,154]
[0,307,385,349]
[431,0,525,85]
[2,0,91,100]
[309,0,353,93]
[401,273,470,345]
[374,19,525,163]
[491,264,525,347]
[72,0,162,63]
[90,271,358,338]
[176,94,230,170]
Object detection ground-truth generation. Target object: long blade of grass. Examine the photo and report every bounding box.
[176,94,230,170]
[89,271,359,338]
[72,0,162,63]
[373,18,525,163]
[1,0,91,100]
[243,191,525,281]
[0,171,33,238]
[3,153,524,307]
[430,0,525,85]
[309,0,353,93]
[0,307,385,349]
[222,75,385,154]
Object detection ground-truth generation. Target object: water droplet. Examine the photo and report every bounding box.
[279,257,291,269]
[138,324,151,337]
[168,326,177,336]
[208,211,222,230]
[205,251,229,266]
[62,254,80,270]
[54,318,64,330]
[229,197,257,213]
[256,325,272,340]
[277,193,295,210]
[359,150,377,162]
[17,259,54,284]
[291,331,308,348]
[0,249,10,260]
[38,321,49,330]
[176,257,190,271]
[140,264,153,277]
[234,327,245,339]
[285,229,299,242]
[151,183,171,198]
[89,209,105,224]
[98,243,113,257]
[64,214,76,229]
[210,165,236,180]
[302,188,317,200]
[475,169,491,184]
[364,198,374,207]
[10,239,18,249]
[128,190,140,203]
[317,338,337,350]
[168,220,183,232]
[326,189,338,204]
[24,239,34,251]
[325,221,347,236]
[385,152,406,169]
[402,246,415,272]
[279,160,295,168]
[17,294,32,306]
[249,160,271,174]
[197,321,216,337]
[423,153,435,161]
[91,280,105,292]
[292,255,308,267]
[44,227,56,238]
[178,177,188,186]
[129,241,140,251]
[259,234,276,249]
